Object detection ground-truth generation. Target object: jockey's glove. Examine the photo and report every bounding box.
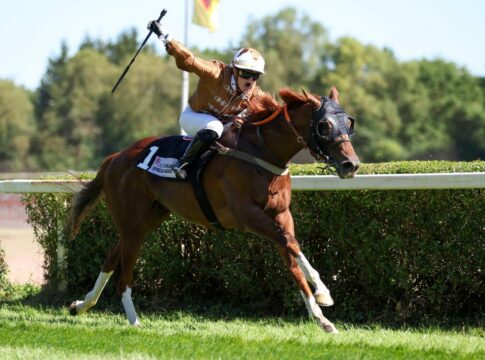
[147,20,172,45]
[231,115,245,128]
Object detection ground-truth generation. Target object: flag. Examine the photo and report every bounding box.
[193,0,220,32]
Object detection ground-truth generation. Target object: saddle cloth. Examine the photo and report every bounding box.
[136,135,222,228]
[136,135,193,180]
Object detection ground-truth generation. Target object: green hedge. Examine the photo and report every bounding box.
[0,245,14,298]
[23,161,484,322]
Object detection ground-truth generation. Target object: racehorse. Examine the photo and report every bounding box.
[68,87,360,333]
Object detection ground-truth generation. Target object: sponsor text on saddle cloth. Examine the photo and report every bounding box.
[137,136,193,180]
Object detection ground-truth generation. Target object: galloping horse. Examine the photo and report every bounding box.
[68,87,360,333]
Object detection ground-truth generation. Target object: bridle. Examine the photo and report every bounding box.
[249,97,355,167]
[308,96,355,160]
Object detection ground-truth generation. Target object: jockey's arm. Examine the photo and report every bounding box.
[165,40,222,80]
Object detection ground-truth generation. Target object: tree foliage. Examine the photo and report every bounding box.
[0,80,34,171]
[0,7,483,171]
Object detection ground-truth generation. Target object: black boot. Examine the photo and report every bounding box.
[174,129,219,180]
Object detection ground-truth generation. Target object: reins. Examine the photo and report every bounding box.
[247,100,351,166]
[220,99,352,175]
[249,104,308,148]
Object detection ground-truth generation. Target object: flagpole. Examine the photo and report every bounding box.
[180,0,190,135]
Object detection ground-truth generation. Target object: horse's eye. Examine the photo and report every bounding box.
[317,120,332,138]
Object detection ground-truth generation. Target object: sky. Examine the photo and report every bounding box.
[0,0,483,90]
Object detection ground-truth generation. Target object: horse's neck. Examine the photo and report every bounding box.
[258,105,311,164]
[220,107,308,166]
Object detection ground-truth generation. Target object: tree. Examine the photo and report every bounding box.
[96,52,182,157]
[34,48,117,170]
[79,28,154,65]
[414,60,485,160]
[242,7,330,94]
[322,37,408,161]
[0,80,34,171]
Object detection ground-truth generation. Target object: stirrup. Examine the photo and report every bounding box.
[174,162,189,180]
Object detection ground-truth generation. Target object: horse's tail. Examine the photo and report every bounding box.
[69,153,117,240]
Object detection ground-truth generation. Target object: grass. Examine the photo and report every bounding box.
[0,286,483,359]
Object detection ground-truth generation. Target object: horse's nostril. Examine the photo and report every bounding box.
[342,160,359,173]
[342,161,354,170]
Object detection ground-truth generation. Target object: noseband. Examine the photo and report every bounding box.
[250,97,355,165]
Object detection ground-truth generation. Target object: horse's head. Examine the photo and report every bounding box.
[305,87,360,178]
[277,87,360,178]
[247,87,360,178]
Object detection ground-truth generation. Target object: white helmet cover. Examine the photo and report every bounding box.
[232,48,265,74]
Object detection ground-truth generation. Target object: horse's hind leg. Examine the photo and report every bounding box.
[69,197,170,324]
[115,229,145,326]
[116,203,171,326]
[69,241,121,315]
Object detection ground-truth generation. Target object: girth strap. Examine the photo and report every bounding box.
[187,151,224,229]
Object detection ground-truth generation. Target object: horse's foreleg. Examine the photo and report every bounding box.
[241,207,337,333]
[296,252,334,307]
[277,246,338,334]
[274,210,337,333]
[274,210,334,306]
[299,290,337,333]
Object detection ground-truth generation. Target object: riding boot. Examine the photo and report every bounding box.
[174,129,219,180]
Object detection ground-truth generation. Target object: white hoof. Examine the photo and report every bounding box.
[315,289,334,307]
[69,300,88,315]
[130,319,141,327]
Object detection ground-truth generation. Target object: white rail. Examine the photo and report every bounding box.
[291,172,485,190]
[0,173,484,193]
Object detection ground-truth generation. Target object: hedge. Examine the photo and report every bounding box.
[23,161,484,323]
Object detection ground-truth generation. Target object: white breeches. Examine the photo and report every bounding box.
[180,105,224,137]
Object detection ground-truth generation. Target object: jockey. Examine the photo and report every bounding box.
[148,20,266,180]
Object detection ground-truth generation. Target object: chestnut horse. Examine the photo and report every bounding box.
[68,87,360,333]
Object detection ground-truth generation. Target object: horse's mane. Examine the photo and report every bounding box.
[246,91,279,120]
[246,88,321,122]
[280,88,321,109]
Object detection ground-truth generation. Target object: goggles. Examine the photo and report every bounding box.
[237,69,260,80]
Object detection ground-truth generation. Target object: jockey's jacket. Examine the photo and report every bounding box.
[166,40,264,120]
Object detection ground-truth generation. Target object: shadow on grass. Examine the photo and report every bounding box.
[1,283,483,334]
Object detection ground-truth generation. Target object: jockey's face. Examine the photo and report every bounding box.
[235,68,259,92]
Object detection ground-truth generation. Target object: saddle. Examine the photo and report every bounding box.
[136,135,222,228]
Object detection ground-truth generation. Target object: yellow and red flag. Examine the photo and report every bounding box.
[192,0,220,32]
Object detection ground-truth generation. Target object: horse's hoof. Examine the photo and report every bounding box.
[69,301,79,316]
[315,290,334,307]
[321,322,339,334]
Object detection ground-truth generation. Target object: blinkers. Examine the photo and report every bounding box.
[307,96,355,160]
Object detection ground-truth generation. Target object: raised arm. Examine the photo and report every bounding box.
[147,20,222,80]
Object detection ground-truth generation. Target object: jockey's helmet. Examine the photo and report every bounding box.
[232,48,265,74]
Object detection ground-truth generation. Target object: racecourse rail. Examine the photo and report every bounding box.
[0,173,484,193]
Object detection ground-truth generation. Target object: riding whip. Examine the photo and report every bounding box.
[111,9,167,93]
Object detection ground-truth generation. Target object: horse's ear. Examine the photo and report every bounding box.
[301,88,321,108]
[301,88,310,101]
[329,86,340,104]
